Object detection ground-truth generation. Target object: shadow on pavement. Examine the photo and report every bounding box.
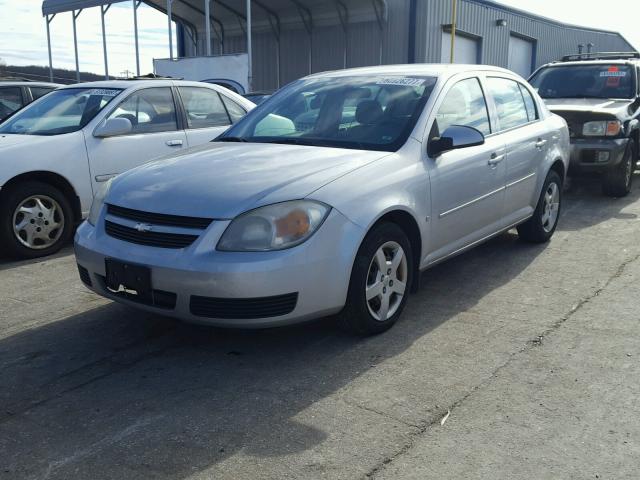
[0,232,547,479]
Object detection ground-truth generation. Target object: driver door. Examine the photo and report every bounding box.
[426,77,507,261]
[85,87,186,189]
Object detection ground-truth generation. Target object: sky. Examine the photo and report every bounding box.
[0,0,638,79]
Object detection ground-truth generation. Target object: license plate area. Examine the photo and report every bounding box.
[105,259,152,302]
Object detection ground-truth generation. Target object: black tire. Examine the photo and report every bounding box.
[602,140,634,198]
[517,169,562,243]
[337,222,414,336]
[0,181,75,259]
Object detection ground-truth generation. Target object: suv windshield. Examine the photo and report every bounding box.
[0,87,122,135]
[218,75,438,151]
[529,64,635,99]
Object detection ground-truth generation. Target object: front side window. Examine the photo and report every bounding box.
[178,87,230,128]
[0,87,121,135]
[108,87,177,134]
[434,77,491,136]
[218,75,437,152]
[487,77,529,131]
[0,87,24,120]
[529,64,635,99]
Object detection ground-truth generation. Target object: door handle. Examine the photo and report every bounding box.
[488,152,504,166]
[166,139,183,147]
[535,138,547,149]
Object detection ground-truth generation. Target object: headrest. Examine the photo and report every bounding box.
[355,100,383,125]
[438,88,466,115]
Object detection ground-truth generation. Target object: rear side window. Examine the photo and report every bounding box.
[0,87,24,119]
[486,77,529,131]
[30,87,55,100]
[434,77,491,136]
[220,96,247,123]
[109,87,177,134]
[519,84,538,122]
[178,87,230,128]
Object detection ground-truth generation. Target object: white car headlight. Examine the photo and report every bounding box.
[87,178,113,226]
[217,200,330,251]
[582,120,621,137]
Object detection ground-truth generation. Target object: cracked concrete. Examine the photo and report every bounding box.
[1,175,639,479]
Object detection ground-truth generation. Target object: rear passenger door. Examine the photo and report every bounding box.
[85,87,187,188]
[427,76,507,260]
[484,76,549,222]
[177,87,241,147]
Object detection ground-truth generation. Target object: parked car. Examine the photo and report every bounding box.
[0,78,59,121]
[529,52,640,197]
[0,79,254,258]
[75,65,569,335]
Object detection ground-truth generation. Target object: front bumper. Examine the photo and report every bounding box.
[74,209,365,328]
[568,137,629,174]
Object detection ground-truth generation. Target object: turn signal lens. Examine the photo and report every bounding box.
[605,121,621,136]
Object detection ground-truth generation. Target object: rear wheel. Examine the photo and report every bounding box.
[602,140,634,197]
[517,169,562,243]
[338,223,413,335]
[0,181,74,259]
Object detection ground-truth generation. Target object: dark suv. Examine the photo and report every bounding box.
[0,78,59,122]
[529,53,640,196]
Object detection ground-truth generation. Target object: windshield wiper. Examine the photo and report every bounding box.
[216,136,248,142]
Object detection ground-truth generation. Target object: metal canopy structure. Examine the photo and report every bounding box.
[41,0,388,88]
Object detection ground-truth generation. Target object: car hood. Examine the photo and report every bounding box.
[107,142,390,219]
[543,98,633,118]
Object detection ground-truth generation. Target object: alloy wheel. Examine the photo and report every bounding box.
[541,182,560,233]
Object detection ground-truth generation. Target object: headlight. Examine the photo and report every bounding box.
[87,178,113,226]
[217,200,330,251]
[582,120,621,137]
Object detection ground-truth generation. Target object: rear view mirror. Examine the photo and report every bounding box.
[94,117,132,138]
[428,125,484,157]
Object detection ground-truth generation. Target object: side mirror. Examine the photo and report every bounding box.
[428,125,485,157]
[94,117,132,138]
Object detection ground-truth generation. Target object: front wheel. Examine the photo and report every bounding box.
[517,169,562,243]
[338,223,414,335]
[602,140,634,197]
[0,181,74,259]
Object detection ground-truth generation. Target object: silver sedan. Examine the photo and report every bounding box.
[75,64,569,335]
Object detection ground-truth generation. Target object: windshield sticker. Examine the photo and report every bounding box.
[85,89,120,97]
[376,77,425,87]
[599,70,626,78]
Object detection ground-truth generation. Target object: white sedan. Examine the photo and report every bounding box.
[0,79,254,258]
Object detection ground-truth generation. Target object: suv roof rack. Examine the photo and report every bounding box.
[124,73,183,80]
[561,52,640,62]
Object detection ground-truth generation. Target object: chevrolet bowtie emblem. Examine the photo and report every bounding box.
[134,223,153,232]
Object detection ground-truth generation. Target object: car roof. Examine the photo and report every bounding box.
[0,81,60,88]
[540,59,640,68]
[306,63,518,80]
[58,79,236,90]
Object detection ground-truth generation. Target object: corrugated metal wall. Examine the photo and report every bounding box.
[185,0,634,91]
[414,0,634,67]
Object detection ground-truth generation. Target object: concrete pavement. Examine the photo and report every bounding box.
[0,175,639,479]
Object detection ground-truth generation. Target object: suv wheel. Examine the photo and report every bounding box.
[602,140,634,197]
[517,169,562,243]
[0,181,74,259]
[338,223,413,335]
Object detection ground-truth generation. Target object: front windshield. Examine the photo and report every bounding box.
[218,75,438,151]
[529,65,635,99]
[0,87,122,135]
